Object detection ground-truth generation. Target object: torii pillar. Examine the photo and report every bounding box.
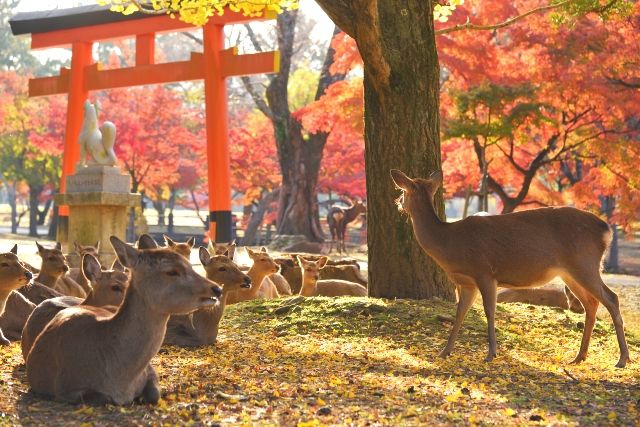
[10,6,279,244]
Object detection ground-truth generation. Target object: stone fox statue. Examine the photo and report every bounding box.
[78,100,117,167]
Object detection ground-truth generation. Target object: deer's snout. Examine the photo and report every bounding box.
[241,276,252,288]
[62,265,69,272]
[24,271,33,280]
[211,284,223,299]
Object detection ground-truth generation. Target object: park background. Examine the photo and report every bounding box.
[1,0,640,425]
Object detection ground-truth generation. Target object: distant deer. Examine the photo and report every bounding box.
[34,242,86,299]
[226,247,280,304]
[327,200,366,254]
[208,240,236,260]
[165,247,251,346]
[67,241,100,295]
[296,255,367,297]
[26,235,223,405]
[21,254,129,361]
[390,169,629,368]
[8,245,62,305]
[497,286,585,313]
[164,235,196,260]
[0,247,33,345]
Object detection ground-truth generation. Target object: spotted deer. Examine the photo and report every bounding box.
[26,235,223,405]
[327,200,366,254]
[164,235,196,260]
[390,169,629,368]
[34,242,86,299]
[165,246,251,346]
[21,254,129,361]
[296,255,367,297]
[0,246,33,345]
[226,247,280,304]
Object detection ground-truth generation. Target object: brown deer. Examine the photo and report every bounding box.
[0,247,33,345]
[164,246,251,346]
[208,240,236,260]
[390,169,629,368]
[26,235,223,405]
[164,235,196,260]
[327,200,366,254]
[66,241,100,295]
[21,254,129,361]
[0,291,35,342]
[226,247,280,304]
[8,244,62,305]
[497,286,585,313]
[296,255,367,297]
[34,242,86,299]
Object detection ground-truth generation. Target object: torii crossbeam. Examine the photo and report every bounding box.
[10,5,279,243]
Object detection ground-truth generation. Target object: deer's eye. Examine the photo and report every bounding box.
[0,263,8,267]
[111,285,123,293]
[218,267,227,272]
[165,270,179,277]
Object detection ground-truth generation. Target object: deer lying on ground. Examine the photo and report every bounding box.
[26,235,223,405]
[34,242,86,299]
[296,255,367,297]
[21,253,129,361]
[164,235,195,260]
[390,169,629,368]
[497,286,585,313]
[0,290,35,342]
[66,241,100,295]
[327,200,366,254]
[226,247,280,304]
[208,241,236,260]
[165,247,251,346]
[0,247,33,345]
[277,256,366,294]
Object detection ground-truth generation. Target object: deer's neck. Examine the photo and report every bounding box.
[299,274,317,297]
[82,289,98,306]
[344,207,361,223]
[108,284,169,378]
[246,266,270,298]
[35,269,61,288]
[408,198,448,259]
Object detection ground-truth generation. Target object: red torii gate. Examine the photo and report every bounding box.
[10,5,279,243]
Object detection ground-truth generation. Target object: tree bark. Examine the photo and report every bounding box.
[317,0,453,299]
[242,188,280,246]
[28,185,42,237]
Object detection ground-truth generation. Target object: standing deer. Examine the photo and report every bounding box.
[327,200,366,254]
[296,255,367,297]
[21,254,129,361]
[0,247,33,345]
[26,236,223,405]
[390,169,629,368]
[165,247,251,346]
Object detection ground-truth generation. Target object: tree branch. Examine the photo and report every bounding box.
[314,0,356,37]
[436,0,571,35]
[241,76,275,120]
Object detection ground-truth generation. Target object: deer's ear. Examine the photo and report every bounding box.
[260,246,268,253]
[199,246,211,266]
[187,237,196,248]
[317,256,329,269]
[10,244,17,255]
[163,234,175,247]
[36,241,45,254]
[137,234,158,249]
[295,255,305,268]
[82,254,102,282]
[110,236,139,269]
[226,243,236,259]
[55,242,62,251]
[246,248,256,258]
[390,169,416,191]
[95,241,101,252]
[111,258,125,272]
[428,170,444,188]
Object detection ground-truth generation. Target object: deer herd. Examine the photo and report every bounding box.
[0,168,632,405]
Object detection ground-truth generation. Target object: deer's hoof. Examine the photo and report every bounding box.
[615,354,630,369]
[569,355,586,365]
[484,354,496,363]
[438,349,451,359]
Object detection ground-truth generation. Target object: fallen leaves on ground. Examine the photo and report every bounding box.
[1,296,638,426]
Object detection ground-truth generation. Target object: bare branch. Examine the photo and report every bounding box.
[181,32,202,45]
[241,76,274,120]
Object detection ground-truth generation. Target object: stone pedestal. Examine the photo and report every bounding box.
[55,165,140,267]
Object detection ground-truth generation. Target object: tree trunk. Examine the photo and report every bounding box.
[28,185,42,237]
[37,199,53,225]
[153,200,165,226]
[329,1,453,299]
[242,189,279,246]
[48,204,58,240]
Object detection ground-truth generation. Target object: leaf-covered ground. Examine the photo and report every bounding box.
[1,292,639,426]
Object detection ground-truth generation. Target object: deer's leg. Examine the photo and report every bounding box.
[562,276,599,365]
[0,328,10,346]
[139,365,160,404]
[478,280,498,362]
[567,270,629,368]
[439,284,478,358]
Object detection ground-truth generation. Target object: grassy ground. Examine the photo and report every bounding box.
[1,295,638,426]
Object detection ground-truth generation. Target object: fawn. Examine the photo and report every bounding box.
[165,246,251,346]
[66,241,100,295]
[0,246,33,345]
[164,235,196,260]
[26,235,223,405]
[497,286,584,313]
[34,242,86,299]
[296,255,367,297]
[391,169,629,367]
[21,254,129,361]
[226,247,280,304]
[327,200,366,254]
